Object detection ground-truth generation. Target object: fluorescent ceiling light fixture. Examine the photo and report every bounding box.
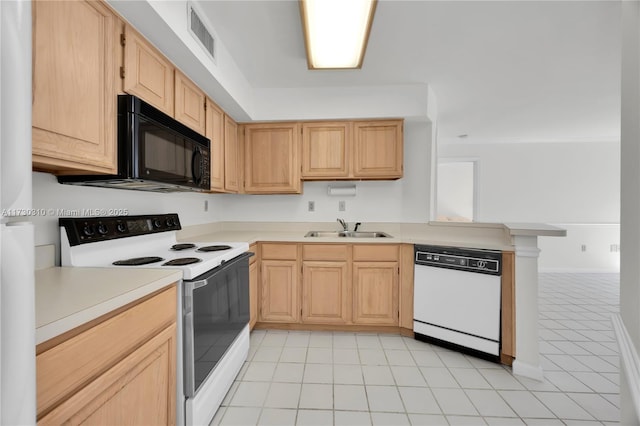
[300,0,377,69]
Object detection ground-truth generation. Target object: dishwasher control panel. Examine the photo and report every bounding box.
[415,245,501,275]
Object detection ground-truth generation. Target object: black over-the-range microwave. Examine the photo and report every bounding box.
[58,95,211,192]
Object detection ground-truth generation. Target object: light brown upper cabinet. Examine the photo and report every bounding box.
[206,98,225,191]
[32,0,119,174]
[122,24,174,116]
[174,70,206,135]
[301,119,403,180]
[207,103,240,194]
[224,115,240,192]
[301,122,351,179]
[353,120,403,179]
[242,123,302,194]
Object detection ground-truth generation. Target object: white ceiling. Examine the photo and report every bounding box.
[198,0,620,143]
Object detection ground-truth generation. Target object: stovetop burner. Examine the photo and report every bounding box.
[197,245,232,252]
[171,243,197,251]
[163,257,202,266]
[113,256,164,266]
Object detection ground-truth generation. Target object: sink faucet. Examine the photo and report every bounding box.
[337,219,362,232]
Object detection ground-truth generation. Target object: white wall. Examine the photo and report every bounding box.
[620,2,640,423]
[439,141,620,271]
[217,120,432,223]
[32,172,221,263]
[436,161,475,221]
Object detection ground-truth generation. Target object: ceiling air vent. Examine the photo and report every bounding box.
[188,3,216,62]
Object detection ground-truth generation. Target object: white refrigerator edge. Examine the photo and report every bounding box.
[1,0,36,424]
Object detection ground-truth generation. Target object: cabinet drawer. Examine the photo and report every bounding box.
[302,244,348,261]
[261,243,297,260]
[39,323,176,425]
[249,244,258,265]
[352,244,399,262]
[36,285,177,417]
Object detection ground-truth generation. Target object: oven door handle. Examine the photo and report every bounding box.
[190,278,209,289]
[183,281,196,398]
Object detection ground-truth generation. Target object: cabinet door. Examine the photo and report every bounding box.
[353,120,403,179]
[32,0,118,174]
[174,70,206,135]
[206,98,225,191]
[123,24,174,116]
[301,122,350,179]
[501,251,516,361]
[249,257,258,330]
[224,115,240,192]
[244,123,301,194]
[39,324,176,426]
[260,260,299,322]
[353,262,399,325]
[302,261,349,324]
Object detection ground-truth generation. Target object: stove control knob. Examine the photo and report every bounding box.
[166,217,176,227]
[97,224,109,235]
[116,222,127,233]
[82,225,95,237]
[152,219,162,229]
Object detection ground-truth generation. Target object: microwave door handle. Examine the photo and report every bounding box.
[191,149,203,185]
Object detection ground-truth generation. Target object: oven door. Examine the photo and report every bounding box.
[182,252,252,398]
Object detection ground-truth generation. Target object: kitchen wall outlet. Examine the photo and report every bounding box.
[308,201,315,212]
[581,244,587,252]
[204,200,208,212]
[339,200,346,211]
[610,244,620,253]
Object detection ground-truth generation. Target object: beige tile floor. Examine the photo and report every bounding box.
[210,273,620,425]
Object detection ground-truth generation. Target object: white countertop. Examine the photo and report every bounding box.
[35,267,181,345]
[503,222,567,237]
[178,221,565,250]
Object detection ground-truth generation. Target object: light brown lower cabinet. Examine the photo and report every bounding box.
[260,259,299,323]
[302,261,349,324]
[501,251,516,364]
[301,244,349,325]
[352,261,399,325]
[39,324,176,425]
[352,244,400,326]
[258,243,400,327]
[36,285,177,424]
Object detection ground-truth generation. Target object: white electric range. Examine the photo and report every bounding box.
[60,213,251,426]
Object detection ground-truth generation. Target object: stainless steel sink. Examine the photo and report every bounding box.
[304,231,392,238]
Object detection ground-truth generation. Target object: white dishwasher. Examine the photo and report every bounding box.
[413,245,502,360]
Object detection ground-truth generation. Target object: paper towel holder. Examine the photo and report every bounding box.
[327,184,357,196]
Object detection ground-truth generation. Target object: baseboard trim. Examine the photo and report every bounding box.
[611,314,640,423]
[512,359,544,381]
[539,268,620,273]
[254,322,410,335]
